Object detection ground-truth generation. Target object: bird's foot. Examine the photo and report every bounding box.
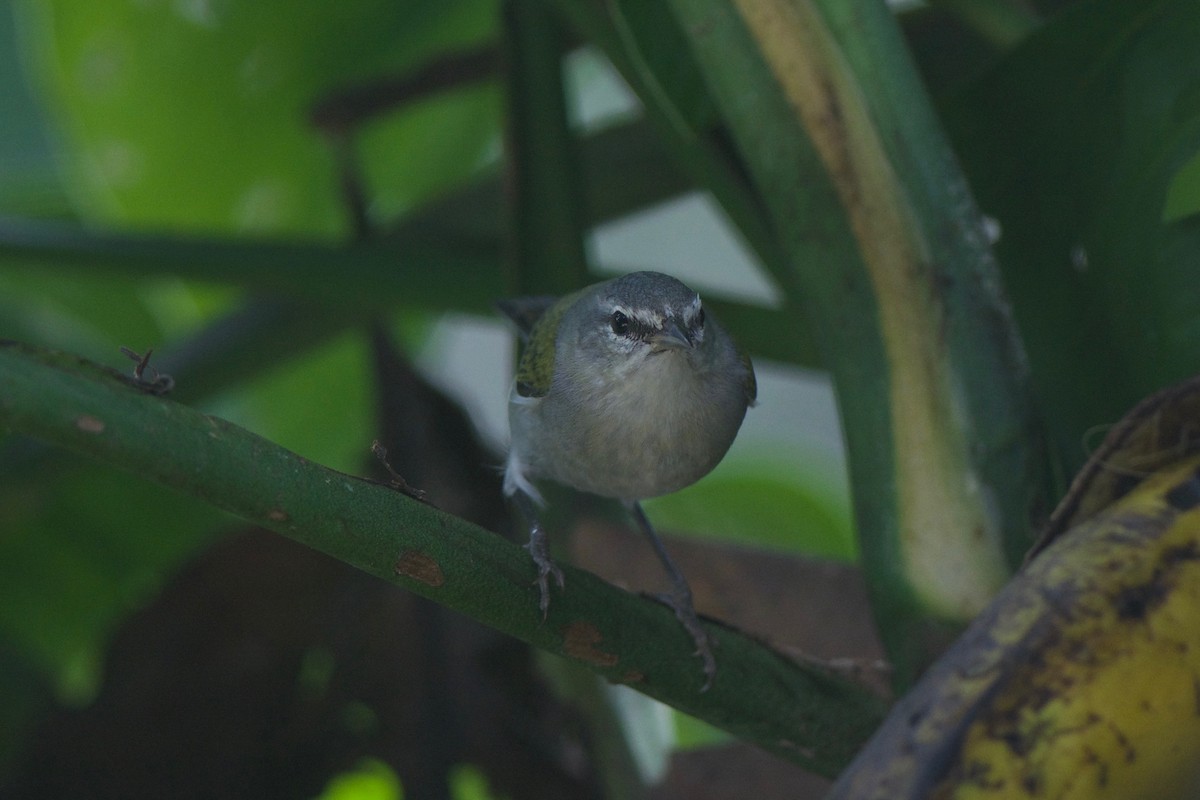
[524,536,565,619]
[654,589,716,691]
[628,500,717,690]
[511,489,565,618]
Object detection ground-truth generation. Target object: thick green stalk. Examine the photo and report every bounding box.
[0,341,885,776]
[813,0,1046,570]
[502,0,589,295]
[545,0,793,281]
[664,0,1046,684]
[502,6,644,796]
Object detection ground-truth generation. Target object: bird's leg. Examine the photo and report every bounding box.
[628,501,716,690]
[513,489,565,618]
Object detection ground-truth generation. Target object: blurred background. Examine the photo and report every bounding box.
[0,2,857,797]
[5,0,1200,795]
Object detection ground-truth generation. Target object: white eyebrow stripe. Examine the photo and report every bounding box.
[630,308,665,326]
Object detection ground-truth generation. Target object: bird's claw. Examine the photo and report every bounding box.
[525,540,565,619]
[654,590,717,691]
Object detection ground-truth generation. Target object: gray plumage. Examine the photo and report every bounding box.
[503,271,755,503]
[499,271,755,687]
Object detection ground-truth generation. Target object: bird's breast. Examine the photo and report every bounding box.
[517,351,748,499]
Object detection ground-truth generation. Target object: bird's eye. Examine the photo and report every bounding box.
[610,310,631,336]
[695,307,706,328]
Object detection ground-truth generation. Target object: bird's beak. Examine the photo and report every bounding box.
[650,320,692,352]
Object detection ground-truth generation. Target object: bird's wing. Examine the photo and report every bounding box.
[499,287,587,398]
[495,295,558,340]
[741,349,758,405]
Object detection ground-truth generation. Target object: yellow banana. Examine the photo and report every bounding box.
[828,376,1200,799]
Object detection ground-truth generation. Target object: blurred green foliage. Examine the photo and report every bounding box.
[0,0,860,786]
[647,456,855,561]
[948,0,1200,473]
[17,0,498,235]
[2,0,1199,793]
[1,0,504,780]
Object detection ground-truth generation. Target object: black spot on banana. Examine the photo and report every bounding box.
[828,376,1200,798]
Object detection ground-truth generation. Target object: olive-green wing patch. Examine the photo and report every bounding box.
[511,287,588,398]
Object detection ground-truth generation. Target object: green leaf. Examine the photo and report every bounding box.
[608,0,721,135]
[1165,150,1200,222]
[211,329,372,474]
[17,0,499,235]
[0,6,66,215]
[644,457,856,561]
[949,0,1200,474]
[314,759,402,800]
[0,460,226,701]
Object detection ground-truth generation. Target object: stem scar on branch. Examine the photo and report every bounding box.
[370,440,431,504]
[119,346,175,395]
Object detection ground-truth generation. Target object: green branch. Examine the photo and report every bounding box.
[0,341,884,776]
[0,214,815,368]
[0,214,502,315]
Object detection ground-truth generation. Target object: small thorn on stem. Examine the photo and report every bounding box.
[119,346,174,395]
[371,440,429,503]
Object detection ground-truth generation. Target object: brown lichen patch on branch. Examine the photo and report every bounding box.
[562,620,619,668]
[393,550,445,587]
[75,414,105,434]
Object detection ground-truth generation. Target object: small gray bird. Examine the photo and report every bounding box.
[499,270,756,687]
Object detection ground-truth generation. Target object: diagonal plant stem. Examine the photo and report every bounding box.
[544,0,792,281]
[0,214,503,314]
[309,45,503,135]
[0,214,814,369]
[660,0,1049,687]
[0,341,886,777]
[0,116,820,369]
